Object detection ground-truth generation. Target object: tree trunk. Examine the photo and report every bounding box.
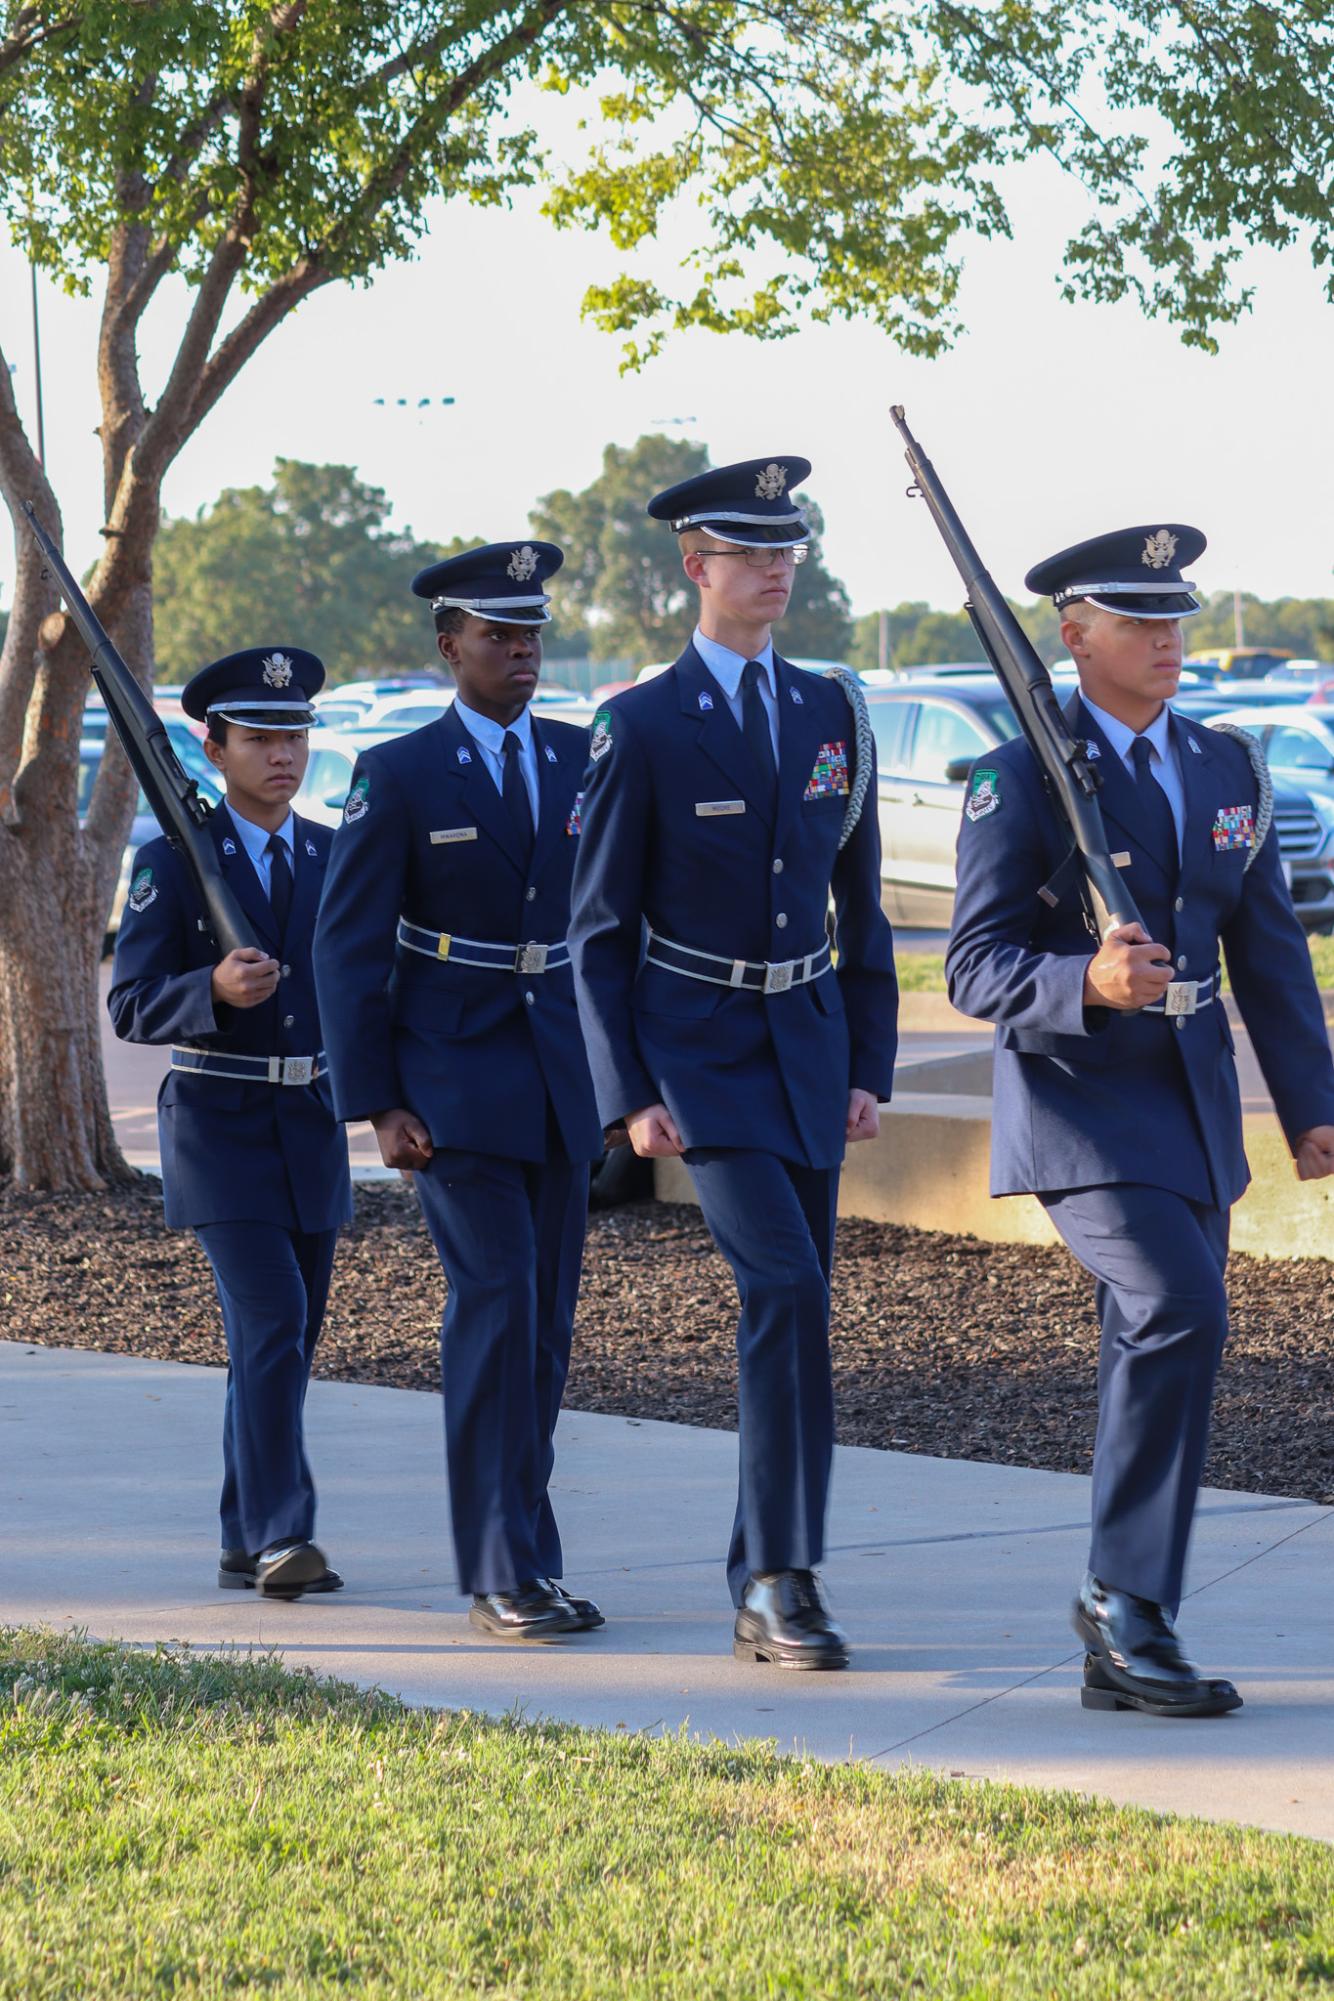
[0,555,152,1191]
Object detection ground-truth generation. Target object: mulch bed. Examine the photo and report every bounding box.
[3,1179,1332,1503]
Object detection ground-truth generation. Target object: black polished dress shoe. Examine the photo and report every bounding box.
[219,1545,344,1596]
[1073,1574,1241,1718]
[541,1579,605,1630]
[469,1581,582,1640]
[733,1570,849,1671]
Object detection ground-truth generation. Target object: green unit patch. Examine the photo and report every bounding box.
[343,774,370,824]
[588,709,614,763]
[127,866,157,914]
[964,766,1001,823]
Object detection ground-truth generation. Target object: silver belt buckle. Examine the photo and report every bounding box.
[1164,981,1198,1018]
[282,1055,314,1085]
[517,942,549,975]
[763,959,795,995]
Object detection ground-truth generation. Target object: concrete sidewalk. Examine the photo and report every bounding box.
[3,1339,1331,1842]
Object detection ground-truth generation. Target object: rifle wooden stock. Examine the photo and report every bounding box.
[23,502,260,959]
[888,408,1142,941]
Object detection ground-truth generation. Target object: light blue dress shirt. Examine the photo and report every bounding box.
[453,696,541,827]
[1082,695,1185,856]
[228,805,296,900]
[692,626,780,762]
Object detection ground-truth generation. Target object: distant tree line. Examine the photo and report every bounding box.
[849,592,1334,673]
[146,454,1334,684]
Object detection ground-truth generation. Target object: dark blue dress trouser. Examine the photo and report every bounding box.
[413,1143,589,1596]
[684,1148,840,1605]
[194,1221,339,1556]
[1040,1184,1231,1615]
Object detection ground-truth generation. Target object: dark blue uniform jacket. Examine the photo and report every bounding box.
[107,805,352,1233]
[568,642,899,1169]
[312,705,602,1164]
[946,694,1334,1207]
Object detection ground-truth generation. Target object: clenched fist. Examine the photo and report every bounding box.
[211,947,281,1009]
[1083,923,1174,1012]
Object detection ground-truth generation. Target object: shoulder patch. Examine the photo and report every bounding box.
[343,774,370,824]
[127,866,158,913]
[964,766,1001,823]
[589,709,613,763]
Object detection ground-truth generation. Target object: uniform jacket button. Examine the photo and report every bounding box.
[282,1014,295,1029]
[525,886,537,902]
[1175,1017,1185,1030]
[775,912,788,930]
[1177,954,1187,970]
[1174,896,1185,912]
[772,859,784,874]
[524,991,535,1006]
[281,964,291,978]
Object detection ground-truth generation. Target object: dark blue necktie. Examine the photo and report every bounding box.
[741,658,777,804]
[502,730,535,860]
[1130,735,1178,873]
[265,833,293,934]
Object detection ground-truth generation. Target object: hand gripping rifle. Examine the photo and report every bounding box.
[888,408,1142,941]
[24,502,260,957]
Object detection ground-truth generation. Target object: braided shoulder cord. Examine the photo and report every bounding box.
[1209,722,1273,871]
[822,666,875,850]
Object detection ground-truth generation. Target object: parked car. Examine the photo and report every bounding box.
[84,722,226,945]
[865,674,1334,931]
[1209,706,1334,797]
[1185,647,1295,680]
[353,688,456,733]
[291,726,363,827]
[1171,680,1308,721]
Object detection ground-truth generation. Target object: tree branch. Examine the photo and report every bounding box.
[0,5,76,83]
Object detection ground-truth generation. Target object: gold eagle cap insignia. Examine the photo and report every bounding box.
[261,652,294,688]
[755,462,788,500]
[1141,529,1178,571]
[507,544,539,583]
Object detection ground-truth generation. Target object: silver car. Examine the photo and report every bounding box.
[870,676,1334,932]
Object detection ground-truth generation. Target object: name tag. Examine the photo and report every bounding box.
[695,799,746,818]
[1111,851,1131,869]
[430,826,478,844]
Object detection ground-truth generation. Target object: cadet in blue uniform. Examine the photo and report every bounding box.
[569,459,899,1669]
[312,543,605,1641]
[108,649,352,1599]
[946,526,1334,1717]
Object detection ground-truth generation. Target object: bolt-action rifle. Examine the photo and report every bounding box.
[24,502,259,957]
[888,408,1141,941]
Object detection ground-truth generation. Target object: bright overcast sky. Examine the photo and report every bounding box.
[2,128,1331,625]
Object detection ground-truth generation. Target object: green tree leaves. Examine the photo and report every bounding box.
[3,2,1332,367]
[530,435,851,665]
[152,460,462,681]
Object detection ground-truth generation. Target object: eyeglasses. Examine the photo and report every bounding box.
[698,545,808,569]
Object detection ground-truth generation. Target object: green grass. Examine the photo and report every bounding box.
[895,934,1334,998]
[3,1632,1333,1998]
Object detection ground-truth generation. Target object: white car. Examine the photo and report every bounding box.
[354,688,456,733]
[291,728,380,827]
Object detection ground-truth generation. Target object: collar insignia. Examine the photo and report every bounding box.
[698,690,714,711]
[1141,529,1178,571]
[261,651,294,688]
[755,462,788,500]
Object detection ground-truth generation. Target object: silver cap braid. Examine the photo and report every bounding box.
[822,667,874,850]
